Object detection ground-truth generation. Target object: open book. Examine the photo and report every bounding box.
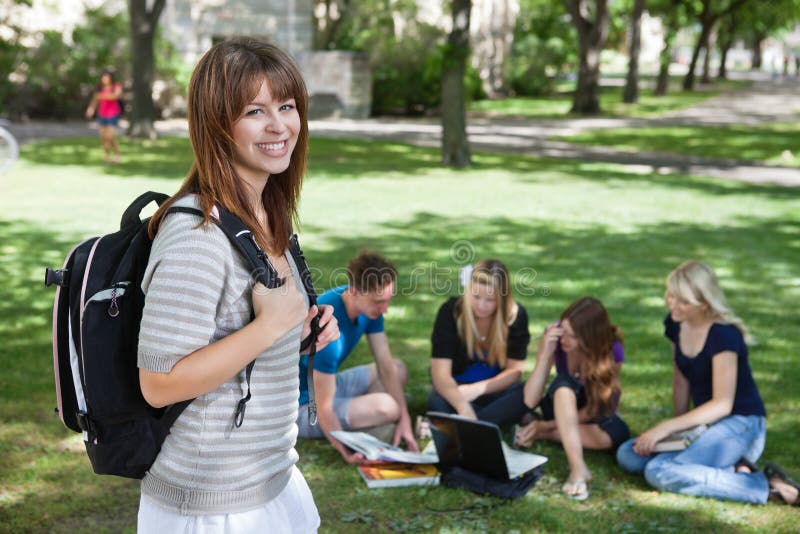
[652,424,708,452]
[331,430,439,464]
[358,463,440,489]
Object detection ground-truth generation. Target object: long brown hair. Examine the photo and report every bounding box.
[148,38,309,252]
[561,297,623,417]
[456,259,517,368]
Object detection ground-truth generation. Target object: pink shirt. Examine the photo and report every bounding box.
[97,83,122,118]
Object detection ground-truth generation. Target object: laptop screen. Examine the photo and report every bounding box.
[427,411,510,480]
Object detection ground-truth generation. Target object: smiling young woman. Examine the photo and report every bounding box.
[616,261,798,507]
[135,39,340,533]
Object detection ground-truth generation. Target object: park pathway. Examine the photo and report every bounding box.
[7,72,800,186]
[308,71,800,187]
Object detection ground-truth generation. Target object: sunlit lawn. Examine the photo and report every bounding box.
[1,136,799,533]
[468,79,749,119]
[556,122,800,167]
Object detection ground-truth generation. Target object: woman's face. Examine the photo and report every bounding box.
[468,282,498,320]
[231,79,300,188]
[666,292,707,324]
[559,318,581,354]
[101,73,112,86]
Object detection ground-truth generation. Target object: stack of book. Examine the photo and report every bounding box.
[331,430,440,488]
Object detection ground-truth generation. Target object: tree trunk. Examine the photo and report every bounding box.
[567,0,610,114]
[717,16,735,80]
[441,0,472,168]
[654,0,679,96]
[472,0,517,98]
[701,27,715,84]
[623,0,646,103]
[682,18,712,90]
[750,36,763,70]
[718,42,730,79]
[128,0,166,139]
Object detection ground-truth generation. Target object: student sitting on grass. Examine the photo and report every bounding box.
[515,296,630,501]
[616,260,799,506]
[427,259,530,426]
[296,251,418,463]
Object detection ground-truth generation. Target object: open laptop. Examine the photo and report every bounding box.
[427,411,547,480]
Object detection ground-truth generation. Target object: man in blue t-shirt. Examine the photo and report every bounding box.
[296,251,418,463]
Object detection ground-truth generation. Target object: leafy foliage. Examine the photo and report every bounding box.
[0,4,187,119]
[509,0,577,96]
[317,0,483,115]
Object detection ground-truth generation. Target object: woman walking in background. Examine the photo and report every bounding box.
[85,69,122,164]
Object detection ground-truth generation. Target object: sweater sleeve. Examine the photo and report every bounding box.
[137,213,233,373]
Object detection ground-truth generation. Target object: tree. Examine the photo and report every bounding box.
[510,0,577,96]
[566,0,610,114]
[441,0,472,168]
[128,0,166,139]
[314,0,347,49]
[716,13,736,79]
[736,0,800,71]
[472,0,518,98]
[622,0,646,103]
[700,28,713,84]
[651,0,684,96]
[682,0,748,90]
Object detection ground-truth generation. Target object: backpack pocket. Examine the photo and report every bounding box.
[85,414,161,478]
[80,282,146,418]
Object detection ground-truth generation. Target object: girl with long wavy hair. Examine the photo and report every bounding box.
[136,39,339,532]
[427,259,531,425]
[516,296,629,500]
[617,261,799,506]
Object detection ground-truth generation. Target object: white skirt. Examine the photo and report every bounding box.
[137,466,320,534]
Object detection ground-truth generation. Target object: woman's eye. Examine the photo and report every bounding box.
[246,108,263,116]
[279,102,296,111]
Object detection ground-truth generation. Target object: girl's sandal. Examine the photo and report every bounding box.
[562,479,589,501]
[764,462,800,506]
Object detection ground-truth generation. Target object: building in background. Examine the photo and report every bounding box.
[161,0,371,118]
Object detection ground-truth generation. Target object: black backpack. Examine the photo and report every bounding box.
[45,191,320,479]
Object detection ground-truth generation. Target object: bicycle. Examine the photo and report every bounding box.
[0,118,20,174]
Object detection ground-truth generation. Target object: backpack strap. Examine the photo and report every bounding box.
[121,191,170,230]
[165,205,321,426]
[288,234,321,426]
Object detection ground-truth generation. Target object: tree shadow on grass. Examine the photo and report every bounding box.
[19,137,193,180]
[3,209,799,532]
[297,438,762,534]
[18,136,800,204]
[301,211,800,463]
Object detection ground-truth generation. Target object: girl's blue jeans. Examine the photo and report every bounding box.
[616,414,769,504]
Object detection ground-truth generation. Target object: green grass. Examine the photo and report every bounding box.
[1,136,800,532]
[556,122,800,167]
[468,80,749,119]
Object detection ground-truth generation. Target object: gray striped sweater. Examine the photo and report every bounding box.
[137,196,306,515]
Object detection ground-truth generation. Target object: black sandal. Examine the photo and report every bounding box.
[764,462,800,506]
